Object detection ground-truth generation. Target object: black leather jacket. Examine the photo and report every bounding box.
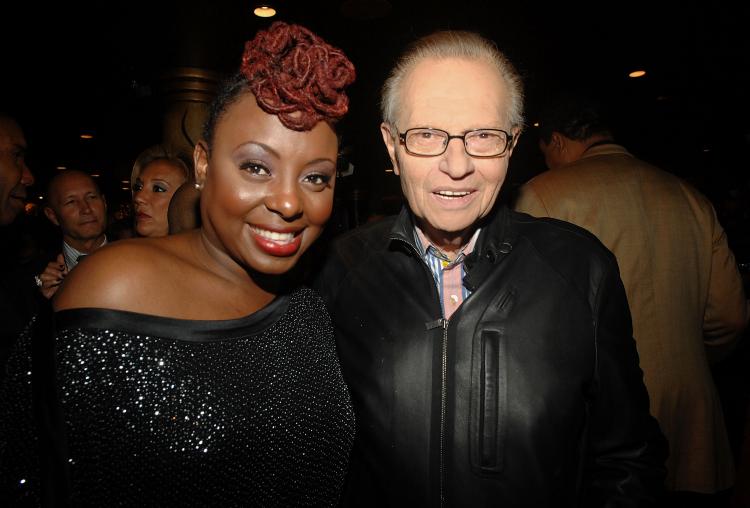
[316,206,667,507]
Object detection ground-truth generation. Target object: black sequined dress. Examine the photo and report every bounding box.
[2,287,354,507]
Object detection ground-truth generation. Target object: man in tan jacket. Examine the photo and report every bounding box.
[515,98,748,503]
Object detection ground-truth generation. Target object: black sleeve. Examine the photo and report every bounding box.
[584,260,668,507]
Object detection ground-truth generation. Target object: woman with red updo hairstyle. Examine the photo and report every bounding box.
[0,22,355,506]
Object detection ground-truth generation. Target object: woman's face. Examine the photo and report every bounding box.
[133,160,187,237]
[195,92,337,276]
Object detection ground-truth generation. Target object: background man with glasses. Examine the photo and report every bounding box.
[316,31,667,506]
[515,95,748,507]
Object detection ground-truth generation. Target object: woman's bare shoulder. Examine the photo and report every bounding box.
[53,236,194,313]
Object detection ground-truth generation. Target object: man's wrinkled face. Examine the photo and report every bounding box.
[381,57,518,244]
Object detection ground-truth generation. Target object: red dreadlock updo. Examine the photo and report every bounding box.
[241,22,356,131]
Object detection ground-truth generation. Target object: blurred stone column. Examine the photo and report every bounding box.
[159,67,221,170]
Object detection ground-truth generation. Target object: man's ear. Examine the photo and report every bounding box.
[380,123,401,176]
[507,127,522,157]
[550,132,565,153]
[194,141,209,188]
[44,206,59,226]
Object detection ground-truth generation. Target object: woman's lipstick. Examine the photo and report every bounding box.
[249,226,302,256]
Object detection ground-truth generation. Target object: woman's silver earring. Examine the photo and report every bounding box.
[194,182,203,190]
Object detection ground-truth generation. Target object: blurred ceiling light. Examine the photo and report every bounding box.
[91,174,101,177]
[80,133,94,139]
[56,165,67,170]
[121,180,130,184]
[533,122,540,127]
[385,168,394,173]
[38,196,44,200]
[254,5,276,17]
[628,70,646,78]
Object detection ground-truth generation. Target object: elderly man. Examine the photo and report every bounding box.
[316,31,667,506]
[35,170,107,298]
[515,97,748,506]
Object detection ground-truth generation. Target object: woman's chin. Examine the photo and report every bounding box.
[136,222,169,238]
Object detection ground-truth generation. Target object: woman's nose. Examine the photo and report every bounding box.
[264,181,303,220]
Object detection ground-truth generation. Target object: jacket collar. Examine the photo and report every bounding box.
[580,142,631,160]
[388,207,420,253]
[387,205,517,292]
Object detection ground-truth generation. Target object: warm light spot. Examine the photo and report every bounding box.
[254,6,276,17]
[80,134,94,139]
[121,180,130,184]
[628,70,646,78]
[91,174,100,177]
[38,196,44,200]
[385,168,394,173]
[56,166,67,170]
[533,122,540,127]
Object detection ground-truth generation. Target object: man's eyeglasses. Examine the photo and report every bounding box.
[397,128,514,157]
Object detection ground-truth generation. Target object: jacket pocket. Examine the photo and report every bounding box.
[469,325,507,475]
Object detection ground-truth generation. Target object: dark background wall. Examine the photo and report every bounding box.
[2,0,748,241]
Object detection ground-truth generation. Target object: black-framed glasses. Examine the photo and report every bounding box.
[398,127,514,157]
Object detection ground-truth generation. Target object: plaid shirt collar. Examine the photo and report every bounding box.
[413,226,481,267]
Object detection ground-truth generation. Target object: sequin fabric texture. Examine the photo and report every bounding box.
[56,288,354,506]
[0,317,41,506]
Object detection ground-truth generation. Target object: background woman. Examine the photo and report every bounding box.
[1,21,356,506]
[130,145,190,237]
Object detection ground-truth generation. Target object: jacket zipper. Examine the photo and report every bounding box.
[399,236,451,507]
[426,316,449,507]
[439,317,449,508]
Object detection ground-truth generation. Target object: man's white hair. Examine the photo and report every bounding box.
[381,30,525,131]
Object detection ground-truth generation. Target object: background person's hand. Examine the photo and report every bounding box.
[38,253,68,299]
